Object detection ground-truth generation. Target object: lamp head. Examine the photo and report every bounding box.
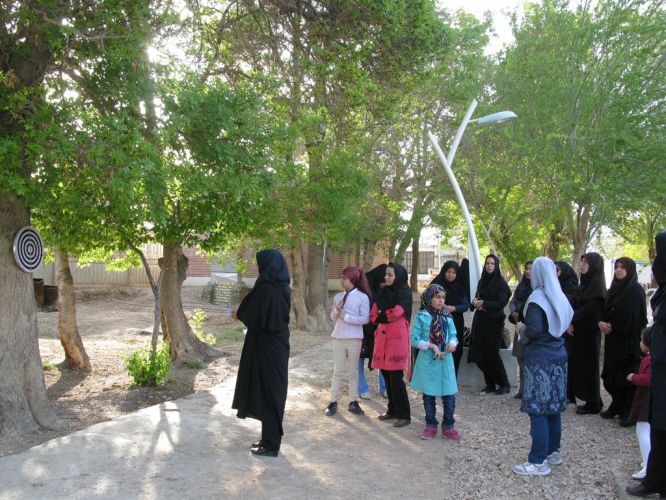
[474,111,517,125]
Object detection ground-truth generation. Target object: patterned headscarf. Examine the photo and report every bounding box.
[420,284,451,349]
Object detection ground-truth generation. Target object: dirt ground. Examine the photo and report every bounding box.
[0,286,327,457]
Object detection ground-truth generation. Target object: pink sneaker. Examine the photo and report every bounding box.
[442,428,461,441]
[420,427,437,440]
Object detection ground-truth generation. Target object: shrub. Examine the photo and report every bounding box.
[190,308,217,345]
[125,344,171,386]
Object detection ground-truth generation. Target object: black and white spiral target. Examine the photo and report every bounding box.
[13,226,44,273]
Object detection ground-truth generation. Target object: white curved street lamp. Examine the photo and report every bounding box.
[428,99,517,300]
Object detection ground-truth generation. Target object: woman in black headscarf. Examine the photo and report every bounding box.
[358,264,388,398]
[555,261,579,305]
[430,260,470,376]
[470,254,512,395]
[509,261,533,399]
[627,231,666,498]
[371,262,413,427]
[555,260,580,403]
[232,249,291,457]
[598,257,647,425]
[569,252,606,415]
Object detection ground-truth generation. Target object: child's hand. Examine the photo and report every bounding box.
[626,373,634,382]
[445,343,456,353]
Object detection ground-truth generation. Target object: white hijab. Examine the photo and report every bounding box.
[523,257,574,338]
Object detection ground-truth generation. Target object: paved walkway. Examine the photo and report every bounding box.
[0,341,631,499]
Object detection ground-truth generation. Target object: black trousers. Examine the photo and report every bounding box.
[476,350,509,389]
[261,417,282,451]
[602,366,637,420]
[643,426,666,494]
[382,369,410,419]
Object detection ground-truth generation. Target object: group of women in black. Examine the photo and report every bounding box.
[227,235,663,493]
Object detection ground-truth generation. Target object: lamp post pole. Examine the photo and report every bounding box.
[428,98,516,301]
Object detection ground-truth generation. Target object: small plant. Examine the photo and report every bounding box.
[125,344,171,386]
[43,363,56,371]
[190,308,217,345]
[186,361,202,369]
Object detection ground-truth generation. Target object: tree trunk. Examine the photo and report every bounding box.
[289,243,314,331]
[568,204,592,273]
[0,193,58,436]
[409,236,420,292]
[362,239,376,272]
[56,249,91,371]
[305,242,329,331]
[160,243,218,362]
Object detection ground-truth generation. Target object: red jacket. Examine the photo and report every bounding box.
[629,354,651,387]
[371,303,410,371]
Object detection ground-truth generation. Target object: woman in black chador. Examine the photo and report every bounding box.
[470,254,512,395]
[430,260,470,376]
[555,260,580,402]
[569,252,606,415]
[232,249,291,457]
[627,231,666,498]
[598,257,647,425]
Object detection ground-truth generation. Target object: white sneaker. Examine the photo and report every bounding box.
[359,392,371,400]
[512,460,551,476]
[547,451,563,465]
[632,468,646,480]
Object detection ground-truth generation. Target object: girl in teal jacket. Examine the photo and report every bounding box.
[410,284,460,441]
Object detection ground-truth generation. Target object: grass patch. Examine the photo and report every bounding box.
[218,328,246,342]
[43,363,56,371]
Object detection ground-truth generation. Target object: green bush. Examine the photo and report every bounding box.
[125,344,171,386]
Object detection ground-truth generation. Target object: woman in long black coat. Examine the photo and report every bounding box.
[599,257,647,425]
[627,231,666,497]
[232,249,291,457]
[569,252,606,415]
[470,254,512,395]
[430,260,469,376]
[555,260,579,402]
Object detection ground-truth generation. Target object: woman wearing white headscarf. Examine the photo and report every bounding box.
[513,257,573,477]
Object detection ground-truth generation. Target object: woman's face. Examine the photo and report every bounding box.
[524,263,532,280]
[614,262,627,280]
[445,268,457,282]
[556,265,562,277]
[340,276,353,291]
[484,257,496,274]
[384,267,396,287]
[430,291,446,310]
[580,258,589,275]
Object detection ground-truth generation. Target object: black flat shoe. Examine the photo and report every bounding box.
[576,406,593,415]
[620,420,634,428]
[251,445,279,457]
[378,412,396,421]
[250,440,264,449]
[495,385,510,395]
[600,408,619,419]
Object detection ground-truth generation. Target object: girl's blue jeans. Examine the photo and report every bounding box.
[528,413,561,464]
[423,394,455,429]
[358,358,386,394]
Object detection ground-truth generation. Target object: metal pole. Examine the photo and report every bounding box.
[428,123,483,301]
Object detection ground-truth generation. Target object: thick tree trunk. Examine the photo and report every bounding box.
[409,235,420,291]
[0,193,58,436]
[305,242,329,332]
[289,244,314,331]
[160,243,218,362]
[56,249,91,371]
